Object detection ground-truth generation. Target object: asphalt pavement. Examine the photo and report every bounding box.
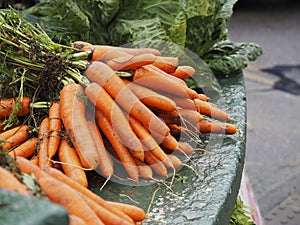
[228,1,300,224]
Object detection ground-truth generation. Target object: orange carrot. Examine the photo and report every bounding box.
[198,121,237,134]
[16,157,135,223]
[2,125,29,151]
[69,215,87,225]
[79,193,135,225]
[95,110,139,181]
[0,125,29,141]
[58,139,88,187]
[106,53,156,71]
[38,117,52,169]
[177,141,194,155]
[197,93,210,102]
[128,115,173,169]
[38,176,104,225]
[140,64,187,86]
[44,167,135,223]
[107,201,147,222]
[60,83,100,169]
[0,97,31,117]
[178,108,203,125]
[85,61,170,137]
[167,154,182,169]
[165,95,197,111]
[134,158,153,180]
[86,120,114,178]
[117,46,161,56]
[8,137,38,158]
[123,79,177,112]
[30,156,39,166]
[152,132,179,152]
[83,45,131,62]
[133,65,198,99]
[0,166,29,195]
[16,156,49,179]
[168,123,182,137]
[194,99,229,121]
[144,150,168,177]
[169,65,195,79]
[48,102,62,159]
[152,56,179,73]
[85,83,144,161]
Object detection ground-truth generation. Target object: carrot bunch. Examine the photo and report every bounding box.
[0,155,146,225]
[1,41,239,225]
[1,42,238,184]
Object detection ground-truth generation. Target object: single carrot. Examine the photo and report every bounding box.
[198,121,237,134]
[16,156,49,179]
[133,65,198,99]
[48,102,62,159]
[0,125,29,141]
[177,141,194,155]
[144,150,168,177]
[106,53,156,71]
[30,155,39,166]
[164,95,197,111]
[194,99,229,121]
[134,158,153,180]
[79,193,135,225]
[167,154,182,169]
[69,215,87,225]
[0,166,29,195]
[83,45,131,62]
[58,139,88,188]
[169,65,195,79]
[128,115,173,169]
[38,117,52,169]
[168,123,182,137]
[178,108,204,126]
[85,61,170,137]
[197,93,210,102]
[0,97,31,117]
[2,125,29,150]
[152,56,179,73]
[139,64,187,86]
[95,110,139,181]
[86,120,114,178]
[60,83,100,169]
[151,131,179,152]
[117,46,161,56]
[85,83,144,161]
[107,201,147,222]
[38,177,104,225]
[8,137,38,158]
[123,79,177,112]
[44,167,135,223]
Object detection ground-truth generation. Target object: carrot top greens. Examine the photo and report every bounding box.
[0,8,89,101]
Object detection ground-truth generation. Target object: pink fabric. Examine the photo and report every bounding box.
[238,169,265,225]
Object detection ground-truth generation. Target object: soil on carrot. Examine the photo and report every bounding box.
[0,140,22,179]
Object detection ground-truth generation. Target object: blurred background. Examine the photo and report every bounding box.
[229,0,300,224]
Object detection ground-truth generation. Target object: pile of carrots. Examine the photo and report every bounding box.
[0,41,238,224]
